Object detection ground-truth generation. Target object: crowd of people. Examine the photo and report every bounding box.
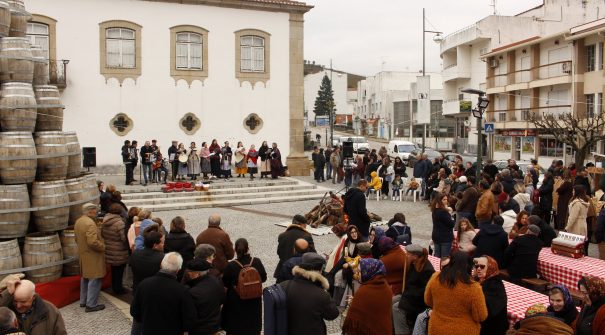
[120,139,285,186]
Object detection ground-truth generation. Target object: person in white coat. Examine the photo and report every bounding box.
[566,185,589,238]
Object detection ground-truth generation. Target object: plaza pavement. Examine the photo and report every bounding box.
[60,172,601,334]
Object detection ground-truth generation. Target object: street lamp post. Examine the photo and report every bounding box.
[462,88,490,183]
[422,8,442,153]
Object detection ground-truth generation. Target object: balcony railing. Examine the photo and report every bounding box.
[49,59,69,89]
[486,105,572,122]
[486,60,571,88]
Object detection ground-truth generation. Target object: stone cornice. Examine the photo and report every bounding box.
[141,0,313,14]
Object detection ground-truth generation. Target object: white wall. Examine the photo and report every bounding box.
[27,0,292,165]
[304,70,348,123]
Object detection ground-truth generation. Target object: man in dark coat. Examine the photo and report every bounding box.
[324,147,333,180]
[455,176,479,225]
[195,214,235,275]
[130,229,165,290]
[131,253,196,335]
[279,239,310,282]
[139,141,153,186]
[274,215,315,281]
[121,140,133,185]
[500,169,515,195]
[343,179,372,238]
[483,160,499,179]
[393,245,435,335]
[503,224,544,283]
[167,140,178,181]
[280,253,339,335]
[574,167,592,196]
[184,259,224,335]
[473,215,510,268]
[311,147,325,182]
[528,215,557,247]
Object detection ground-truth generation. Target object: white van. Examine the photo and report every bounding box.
[387,140,418,165]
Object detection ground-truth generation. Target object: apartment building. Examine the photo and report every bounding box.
[439,0,605,165]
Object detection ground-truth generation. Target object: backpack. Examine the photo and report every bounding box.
[263,284,288,335]
[394,225,412,246]
[234,258,263,300]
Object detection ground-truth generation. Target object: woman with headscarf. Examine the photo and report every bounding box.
[508,303,574,335]
[369,226,385,259]
[472,256,508,335]
[270,142,282,179]
[221,141,233,180]
[234,141,248,178]
[326,226,363,305]
[246,144,258,180]
[574,276,605,335]
[378,236,406,295]
[342,258,393,335]
[547,284,578,326]
[258,141,270,179]
[424,251,488,335]
[199,142,211,180]
[209,139,221,178]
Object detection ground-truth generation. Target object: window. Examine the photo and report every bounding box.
[539,138,564,157]
[586,94,595,118]
[498,112,507,122]
[234,29,270,86]
[240,36,265,72]
[170,25,208,86]
[599,93,603,117]
[176,33,202,69]
[586,44,596,72]
[599,43,604,70]
[99,20,142,85]
[106,28,135,68]
[26,22,49,59]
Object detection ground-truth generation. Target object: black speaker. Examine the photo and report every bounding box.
[343,141,354,159]
[82,147,96,168]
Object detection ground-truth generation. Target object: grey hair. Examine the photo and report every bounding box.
[194,244,216,260]
[501,169,510,177]
[161,252,183,274]
[0,307,16,332]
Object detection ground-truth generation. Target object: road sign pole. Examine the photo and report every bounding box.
[476,117,482,184]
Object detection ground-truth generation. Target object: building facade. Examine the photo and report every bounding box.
[26,0,312,174]
[439,0,605,165]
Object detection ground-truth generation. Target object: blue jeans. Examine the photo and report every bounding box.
[326,162,332,179]
[142,164,151,184]
[80,277,102,307]
[433,242,452,258]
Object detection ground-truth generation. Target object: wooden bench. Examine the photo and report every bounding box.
[521,277,550,293]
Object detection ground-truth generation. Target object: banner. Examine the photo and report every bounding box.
[416,75,430,125]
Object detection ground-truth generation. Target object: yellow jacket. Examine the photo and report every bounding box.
[369,171,382,191]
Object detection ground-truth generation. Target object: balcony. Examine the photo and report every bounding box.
[442,63,471,82]
[487,61,571,93]
[49,59,69,89]
[486,104,572,126]
[531,60,572,88]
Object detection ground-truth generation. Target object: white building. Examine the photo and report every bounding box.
[26,0,312,174]
[354,71,452,146]
[440,0,605,165]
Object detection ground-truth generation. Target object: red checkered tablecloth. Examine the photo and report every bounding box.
[537,248,605,289]
[427,256,548,326]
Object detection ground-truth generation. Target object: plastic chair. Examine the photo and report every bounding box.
[367,177,383,201]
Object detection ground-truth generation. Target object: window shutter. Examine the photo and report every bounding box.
[176,43,188,68]
[252,46,264,72]
[122,39,135,68]
[106,39,120,67]
[241,46,252,71]
[191,44,202,69]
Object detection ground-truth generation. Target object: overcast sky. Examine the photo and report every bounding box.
[303,0,544,76]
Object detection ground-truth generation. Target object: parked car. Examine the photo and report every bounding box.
[407,148,443,168]
[387,140,418,165]
[443,153,477,166]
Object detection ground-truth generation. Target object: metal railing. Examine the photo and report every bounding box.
[486,104,572,122]
[486,60,571,88]
[49,59,69,89]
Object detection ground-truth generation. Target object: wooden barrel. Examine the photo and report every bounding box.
[0,82,36,132]
[7,0,28,38]
[59,226,79,276]
[0,184,29,238]
[64,132,81,178]
[0,37,33,82]
[23,232,62,284]
[0,132,36,184]
[31,180,69,232]
[34,85,62,131]
[0,1,10,38]
[0,239,22,281]
[31,46,49,86]
[34,131,68,181]
[65,174,98,224]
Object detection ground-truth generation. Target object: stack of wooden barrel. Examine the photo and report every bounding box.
[0,0,98,284]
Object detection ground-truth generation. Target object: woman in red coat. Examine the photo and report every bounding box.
[378,237,406,295]
[342,258,393,335]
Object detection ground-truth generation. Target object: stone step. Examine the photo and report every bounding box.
[121,183,318,200]
[122,188,328,207]
[132,193,326,212]
[117,178,298,194]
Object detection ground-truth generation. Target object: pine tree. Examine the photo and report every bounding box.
[313,74,335,120]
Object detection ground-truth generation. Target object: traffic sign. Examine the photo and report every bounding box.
[484,123,494,133]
